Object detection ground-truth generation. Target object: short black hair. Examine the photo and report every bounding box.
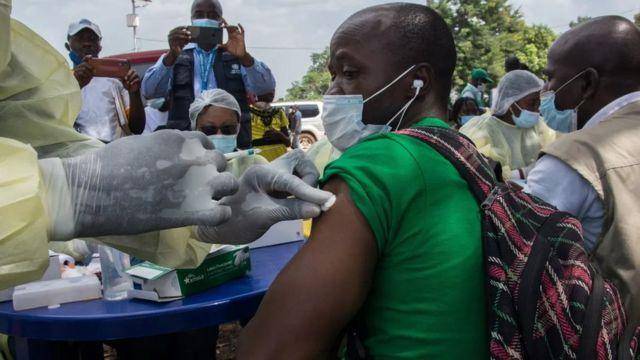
[450,96,477,123]
[505,55,522,73]
[384,3,457,102]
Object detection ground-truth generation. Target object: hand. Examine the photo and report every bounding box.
[263,130,286,143]
[42,130,239,239]
[73,56,94,88]
[219,21,253,67]
[196,149,335,245]
[164,26,191,66]
[122,69,141,93]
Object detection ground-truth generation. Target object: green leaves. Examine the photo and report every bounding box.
[285,1,559,102]
[434,0,556,94]
[285,47,330,101]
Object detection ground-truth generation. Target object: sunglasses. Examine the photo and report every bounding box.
[200,124,239,136]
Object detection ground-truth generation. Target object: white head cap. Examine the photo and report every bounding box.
[67,19,102,39]
[491,70,543,116]
[189,89,242,130]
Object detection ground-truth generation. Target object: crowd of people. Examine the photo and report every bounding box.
[2,0,640,358]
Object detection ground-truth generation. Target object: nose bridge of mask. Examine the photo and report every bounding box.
[363,65,417,104]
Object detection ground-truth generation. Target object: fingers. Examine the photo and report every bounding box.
[273,198,322,221]
[209,172,239,200]
[191,205,233,228]
[238,23,245,34]
[272,149,319,187]
[258,169,334,206]
[182,131,215,150]
[203,150,228,172]
[225,24,239,35]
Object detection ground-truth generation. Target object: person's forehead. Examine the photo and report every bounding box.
[71,28,99,40]
[331,12,395,57]
[192,0,220,12]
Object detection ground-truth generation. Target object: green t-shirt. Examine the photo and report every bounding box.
[321,118,487,359]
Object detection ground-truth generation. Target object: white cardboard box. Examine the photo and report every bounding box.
[249,220,304,249]
[0,252,61,302]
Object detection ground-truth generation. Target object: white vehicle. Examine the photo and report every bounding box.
[272,101,324,151]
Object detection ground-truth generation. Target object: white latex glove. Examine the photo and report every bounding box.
[40,130,239,240]
[197,149,336,244]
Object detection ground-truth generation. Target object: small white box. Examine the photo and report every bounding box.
[0,253,61,302]
[249,220,304,249]
[12,276,101,311]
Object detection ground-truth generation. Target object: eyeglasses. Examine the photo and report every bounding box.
[200,124,239,136]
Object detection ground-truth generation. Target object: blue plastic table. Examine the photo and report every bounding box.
[0,241,303,359]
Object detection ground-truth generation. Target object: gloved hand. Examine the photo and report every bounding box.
[40,130,239,240]
[196,149,336,245]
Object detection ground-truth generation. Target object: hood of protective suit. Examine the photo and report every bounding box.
[0,17,102,158]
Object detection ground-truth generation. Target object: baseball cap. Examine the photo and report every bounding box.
[67,19,102,39]
[471,68,493,84]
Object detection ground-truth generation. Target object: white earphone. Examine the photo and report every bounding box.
[413,79,424,89]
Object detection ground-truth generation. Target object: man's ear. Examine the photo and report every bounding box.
[581,67,599,100]
[64,42,71,52]
[411,63,433,99]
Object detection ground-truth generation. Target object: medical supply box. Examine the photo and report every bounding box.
[126,245,250,302]
[12,276,102,311]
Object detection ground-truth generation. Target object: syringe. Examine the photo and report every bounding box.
[224,148,263,161]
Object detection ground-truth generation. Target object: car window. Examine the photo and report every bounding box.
[298,104,319,118]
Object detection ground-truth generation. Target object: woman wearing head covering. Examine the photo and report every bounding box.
[189,89,269,178]
[460,70,556,180]
[450,96,481,129]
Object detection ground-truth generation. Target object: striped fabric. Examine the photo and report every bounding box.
[398,126,634,360]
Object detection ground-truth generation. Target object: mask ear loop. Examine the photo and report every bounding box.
[385,84,422,131]
[364,65,417,104]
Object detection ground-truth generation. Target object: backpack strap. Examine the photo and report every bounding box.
[396,126,497,203]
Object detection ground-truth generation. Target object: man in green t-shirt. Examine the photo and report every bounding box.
[237,4,487,359]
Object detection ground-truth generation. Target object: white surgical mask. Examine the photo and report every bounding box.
[477,84,487,92]
[192,19,220,28]
[208,134,237,154]
[321,65,422,152]
[511,103,540,129]
[539,70,588,133]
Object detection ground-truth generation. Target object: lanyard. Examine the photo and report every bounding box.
[195,47,216,91]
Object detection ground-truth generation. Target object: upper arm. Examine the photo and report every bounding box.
[237,177,378,359]
[525,155,590,216]
[141,55,172,98]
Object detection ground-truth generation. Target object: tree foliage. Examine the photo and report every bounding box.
[569,16,593,28]
[431,0,556,93]
[285,47,330,101]
[635,13,640,27]
[285,1,557,100]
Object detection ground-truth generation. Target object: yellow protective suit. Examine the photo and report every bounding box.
[0,5,227,289]
[305,138,342,174]
[460,112,556,179]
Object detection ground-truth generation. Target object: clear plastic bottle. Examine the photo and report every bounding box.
[99,245,133,301]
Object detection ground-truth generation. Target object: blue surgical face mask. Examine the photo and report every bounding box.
[209,134,237,154]
[511,103,540,129]
[69,50,83,67]
[460,115,475,126]
[539,69,587,133]
[321,65,422,152]
[192,19,220,28]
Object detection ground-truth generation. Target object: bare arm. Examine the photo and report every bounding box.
[237,177,378,359]
[122,70,145,134]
